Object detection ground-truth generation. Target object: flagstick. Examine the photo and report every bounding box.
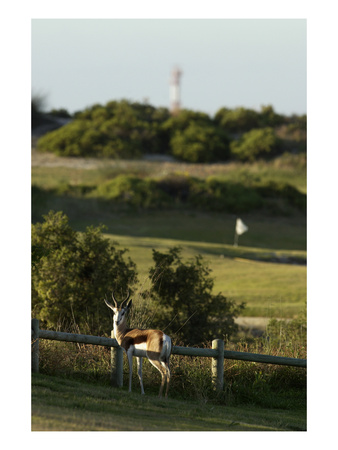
[234,231,238,247]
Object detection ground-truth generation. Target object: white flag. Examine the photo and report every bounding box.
[236,218,248,236]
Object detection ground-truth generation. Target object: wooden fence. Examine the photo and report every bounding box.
[31,319,306,391]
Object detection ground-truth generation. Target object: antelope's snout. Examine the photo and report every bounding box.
[114,310,125,326]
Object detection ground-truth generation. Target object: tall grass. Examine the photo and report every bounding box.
[32,153,306,192]
[37,339,306,408]
[37,314,306,409]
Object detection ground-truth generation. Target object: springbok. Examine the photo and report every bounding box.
[104,291,172,398]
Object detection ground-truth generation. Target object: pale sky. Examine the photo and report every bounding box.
[31,18,306,117]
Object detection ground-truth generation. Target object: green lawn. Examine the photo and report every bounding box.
[31,374,306,431]
[32,203,306,319]
[32,160,306,319]
[103,231,306,318]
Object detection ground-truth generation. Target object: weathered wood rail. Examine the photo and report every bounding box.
[31,319,306,391]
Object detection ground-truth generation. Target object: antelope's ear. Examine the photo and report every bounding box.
[126,299,133,310]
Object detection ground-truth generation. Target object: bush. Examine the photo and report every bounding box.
[32,211,137,334]
[94,175,170,208]
[214,105,285,133]
[230,127,280,162]
[33,169,306,216]
[214,107,261,133]
[37,100,169,159]
[36,100,306,162]
[148,247,244,345]
[189,177,263,212]
[156,174,192,202]
[37,120,92,156]
[170,122,230,163]
[256,180,306,212]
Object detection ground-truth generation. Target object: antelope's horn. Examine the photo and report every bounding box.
[120,290,130,308]
[104,296,116,311]
[111,291,118,308]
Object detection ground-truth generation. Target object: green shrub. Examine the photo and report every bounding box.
[156,174,192,202]
[230,127,279,162]
[37,100,165,158]
[148,247,244,345]
[37,120,91,156]
[94,175,171,208]
[214,107,261,133]
[170,122,230,163]
[256,180,306,212]
[189,177,263,212]
[37,172,305,215]
[32,211,138,334]
[36,100,306,162]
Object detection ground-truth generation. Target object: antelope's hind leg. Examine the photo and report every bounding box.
[162,361,171,398]
[148,358,168,398]
[136,356,145,395]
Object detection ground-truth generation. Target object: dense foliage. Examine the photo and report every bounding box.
[36,100,306,163]
[31,212,245,343]
[32,211,137,335]
[37,172,304,214]
[230,127,280,162]
[147,247,245,345]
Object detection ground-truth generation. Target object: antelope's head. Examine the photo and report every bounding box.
[104,290,132,326]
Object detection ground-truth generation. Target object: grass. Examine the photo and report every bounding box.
[31,153,306,192]
[100,231,306,318]
[32,373,306,431]
[31,157,306,319]
[31,155,307,432]
[36,329,306,409]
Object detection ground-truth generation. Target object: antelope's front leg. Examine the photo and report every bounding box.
[127,347,134,392]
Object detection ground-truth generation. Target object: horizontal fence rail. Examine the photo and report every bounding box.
[31,319,306,391]
[38,329,117,348]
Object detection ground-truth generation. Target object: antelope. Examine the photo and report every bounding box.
[104,291,172,398]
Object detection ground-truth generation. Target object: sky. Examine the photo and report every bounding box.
[31,18,307,117]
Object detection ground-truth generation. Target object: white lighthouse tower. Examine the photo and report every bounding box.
[170,66,182,115]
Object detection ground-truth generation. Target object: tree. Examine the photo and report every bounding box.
[37,100,165,158]
[31,93,47,129]
[37,120,91,156]
[230,127,279,162]
[32,211,137,335]
[49,108,72,119]
[259,105,284,127]
[148,247,244,345]
[162,109,212,135]
[170,122,230,163]
[214,107,261,133]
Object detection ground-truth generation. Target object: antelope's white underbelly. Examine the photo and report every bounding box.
[134,342,148,351]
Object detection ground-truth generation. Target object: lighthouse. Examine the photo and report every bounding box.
[170,66,182,115]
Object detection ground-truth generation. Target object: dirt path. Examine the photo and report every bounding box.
[234,316,291,337]
[31,148,112,169]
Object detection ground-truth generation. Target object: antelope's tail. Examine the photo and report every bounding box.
[161,334,172,363]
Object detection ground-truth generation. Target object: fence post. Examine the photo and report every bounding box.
[110,330,123,388]
[32,319,39,373]
[212,339,224,391]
